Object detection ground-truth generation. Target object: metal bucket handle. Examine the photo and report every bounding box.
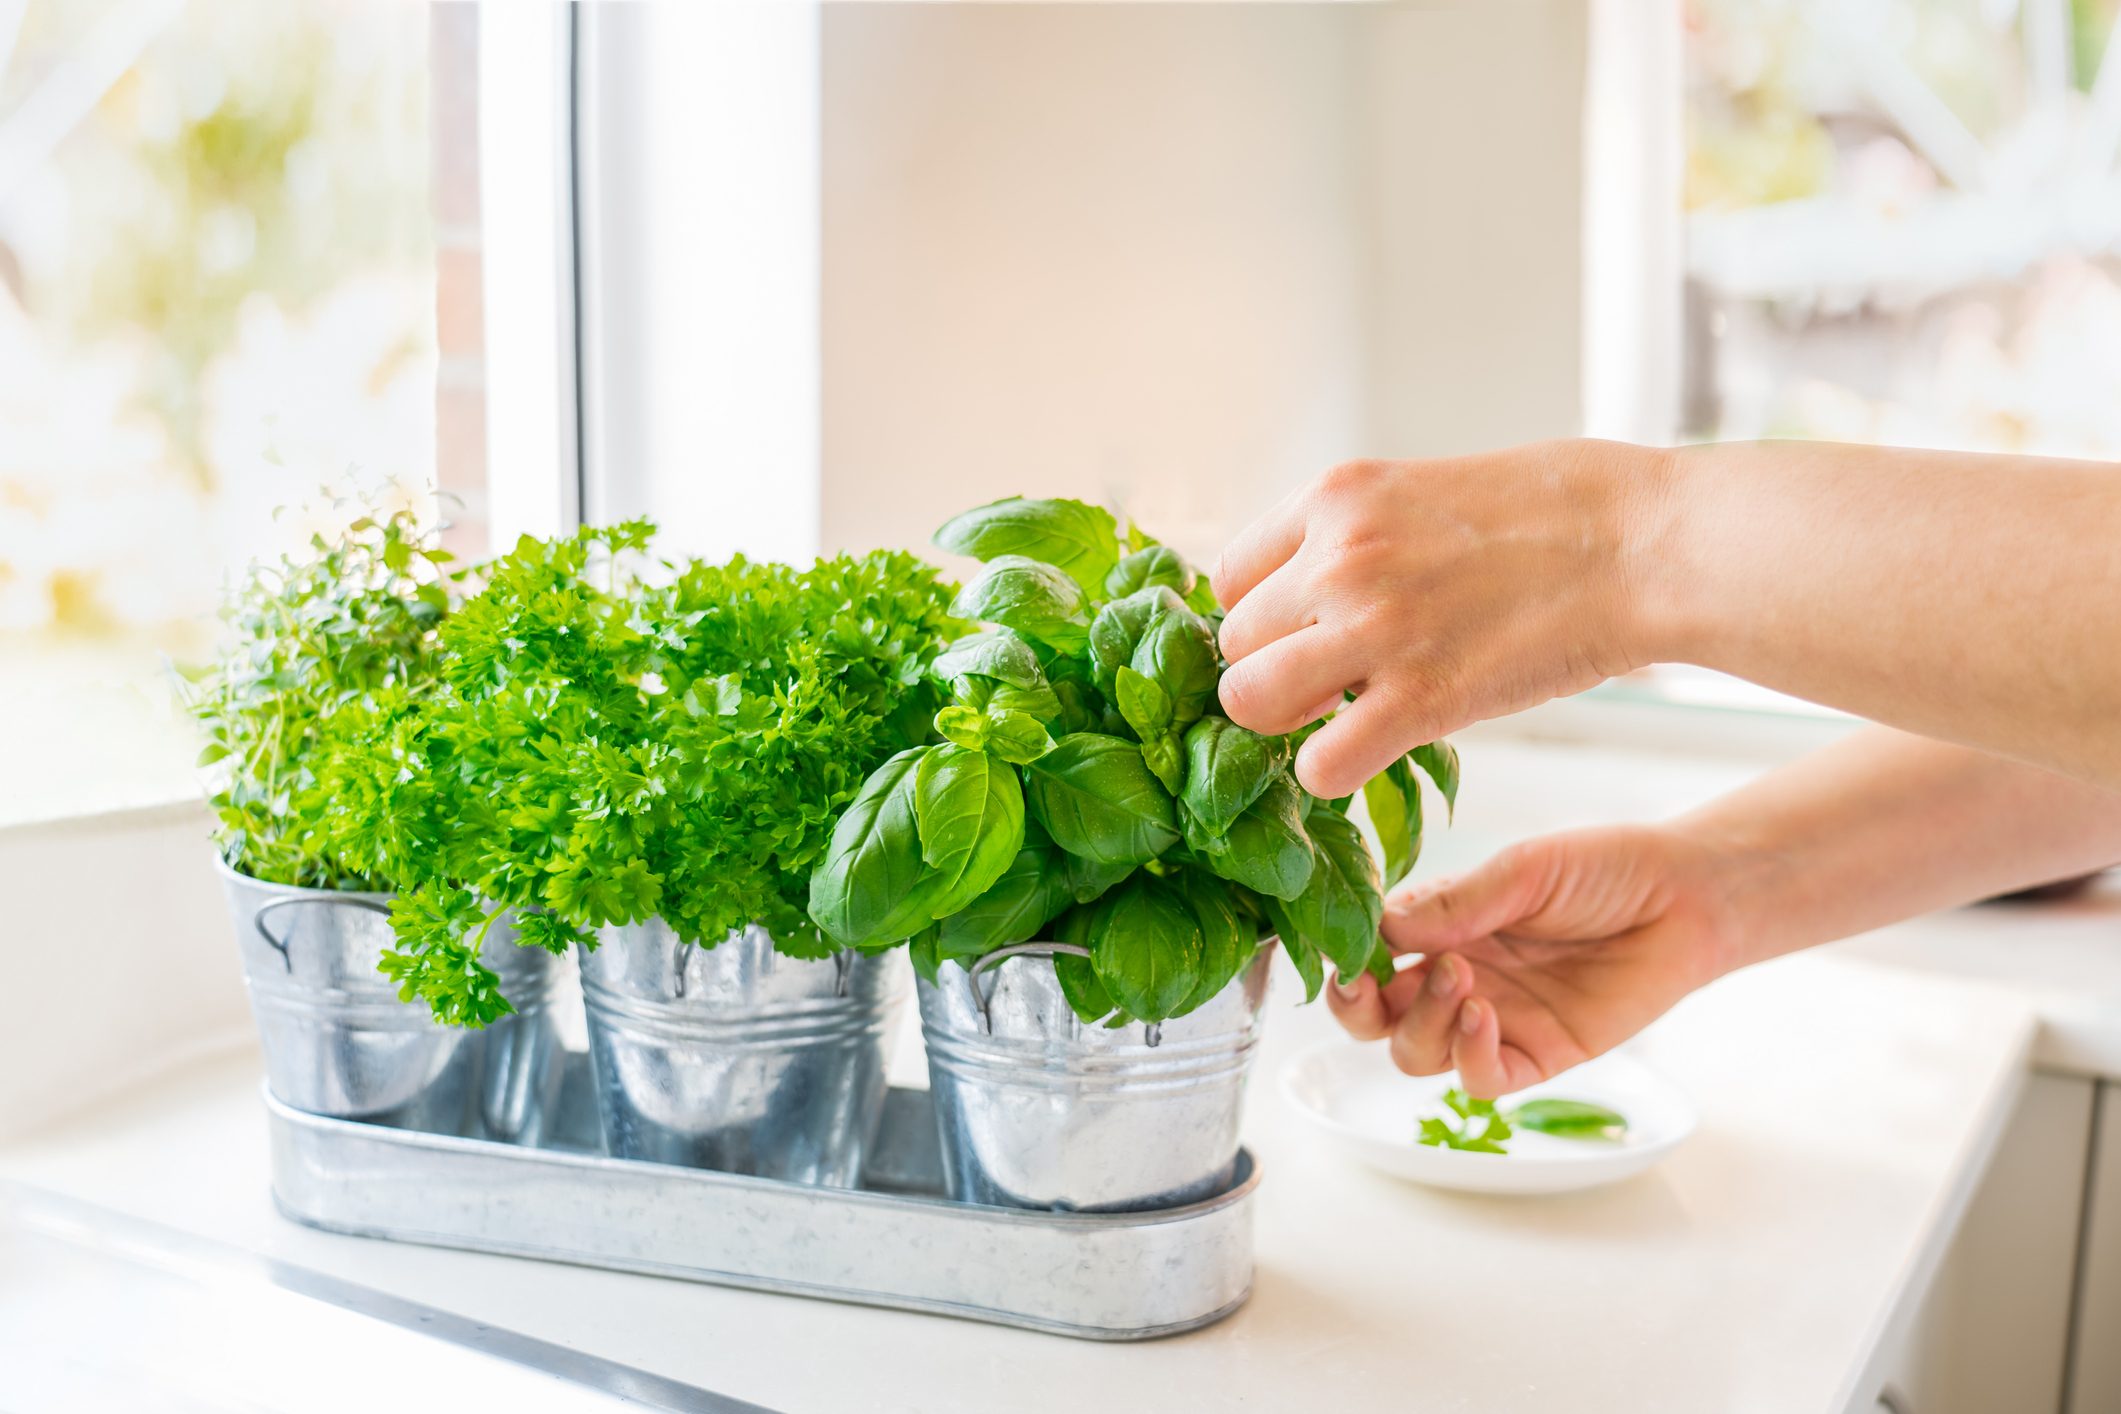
[963,943,1162,1048]
[253,895,393,974]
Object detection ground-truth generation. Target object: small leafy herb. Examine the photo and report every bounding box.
[1418,1089,1515,1153]
[339,524,960,1026]
[185,510,461,890]
[1510,1098,1629,1141]
[1418,1087,1629,1154]
[810,494,1461,1025]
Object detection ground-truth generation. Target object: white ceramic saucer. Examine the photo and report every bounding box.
[1280,1039,1697,1195]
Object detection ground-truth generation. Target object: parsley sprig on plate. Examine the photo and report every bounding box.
[1419,1087,1629,1154]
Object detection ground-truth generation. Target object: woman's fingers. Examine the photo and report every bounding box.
[1387,952,1471,1076]
[1292,682,1448,801]
[1449,996,1548,1099]
[1210,489,1309,611]
[1325,971,1390,1040]
[1217,624,1358,737]
[1383,844,1550,954]
[1382,847,1552,958]
[1216,554,1321,665]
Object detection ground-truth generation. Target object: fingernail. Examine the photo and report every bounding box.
[1428,954,1460,998]
[1459,998,1483,1035]
[1332,976,1363,1003]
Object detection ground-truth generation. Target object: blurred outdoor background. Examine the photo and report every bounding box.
[1,0,453,817]
[4,0,2120,824]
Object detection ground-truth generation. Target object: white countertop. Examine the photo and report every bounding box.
[6,733,2114,1413]
[0,949,2036,1414]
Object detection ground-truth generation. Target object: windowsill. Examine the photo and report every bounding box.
[1469,679,1862,765]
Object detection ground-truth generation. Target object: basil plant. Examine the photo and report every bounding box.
[808,496,1458,1026]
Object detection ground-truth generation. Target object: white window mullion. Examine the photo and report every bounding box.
[573,2,822,565]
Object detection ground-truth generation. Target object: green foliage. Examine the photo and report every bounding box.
[934,496,1122,591]
[185,510,460,891]
[1418,1089,1514,1154]
[1418,1089,1629,1154]
[327,523,958,1024]
[809,494,1464,1025]
[1510,1098,1628,1141]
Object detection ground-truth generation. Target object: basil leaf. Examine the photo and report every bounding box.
[937,843,1071,959]
[1050,678,1098,737]
[1183,575,1221,619]
[1062,851,1134,905]
[1114,665,1174,742]
[907,925,943,985]
[931,628,1045,690]
[1287,805,1384,977]
[989,682,1063,722]
[1087,586,1184,698]
[1052,906,1120,1023]
[1509,1098,1628,1141]
[985,710,1057,766]
[934,496,1122,592]
[951,555,1089,653]
[1141,732,1183,794]
[1362,757,1424,888]
[913,745,1025,917]
[1409,739,1460,823]
[1192,774,1316,900]
[1087,875,1205,1022]
[1175,869,1252,1014]
[1179,715,1287,840]
[1261,893,1325,1003]
[1025,733,1180,867]
[1130,602,1218,726]
[933,704,989,753]
[808,746,954,949]
[1103,545,1195,601]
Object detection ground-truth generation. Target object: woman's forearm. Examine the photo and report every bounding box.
[1635,441,2121,787]
[1682,728,2121,970]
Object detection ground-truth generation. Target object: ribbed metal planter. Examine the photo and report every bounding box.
[216,856,563,1141]
[578,920,908,1186]
[918,941,1274,1213]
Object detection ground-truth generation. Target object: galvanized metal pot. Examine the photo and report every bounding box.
[216,855,564,1141]
[918,941,1274,1213]
[578,919,908,1185]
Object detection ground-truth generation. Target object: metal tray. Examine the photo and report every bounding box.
[267,1055,1258,1341]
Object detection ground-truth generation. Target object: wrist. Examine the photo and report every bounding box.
[1674,807,1807,977]
[1609,439,1712,670]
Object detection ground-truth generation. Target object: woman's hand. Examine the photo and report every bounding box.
[1214,438,2121,793]
[1327,824,1758,1098]
[1211,440,1673,801]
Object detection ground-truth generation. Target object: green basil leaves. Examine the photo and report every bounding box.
[807,494,1465,1027]
[1025,733,1180,866]
[951,556,1090,654]
[935,496,1123,593]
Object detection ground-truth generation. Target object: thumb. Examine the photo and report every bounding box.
[1382,843,1553,955]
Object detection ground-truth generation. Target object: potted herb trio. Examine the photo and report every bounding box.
[189,512,561,1139]
[810,497,1458,1212]
[379,523,959,1185]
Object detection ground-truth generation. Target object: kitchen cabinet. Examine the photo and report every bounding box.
[2067,1083,2121,1414]
[1853,1072,2094,1414]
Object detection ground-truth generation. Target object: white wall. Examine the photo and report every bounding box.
[1358,0,1587,456]
[0,802,251,1141]
[820,1,1588,568]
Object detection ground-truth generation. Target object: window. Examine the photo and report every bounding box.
[1584,0,2121,728]
[1684,0,2121,457]
[0,0,514,823]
